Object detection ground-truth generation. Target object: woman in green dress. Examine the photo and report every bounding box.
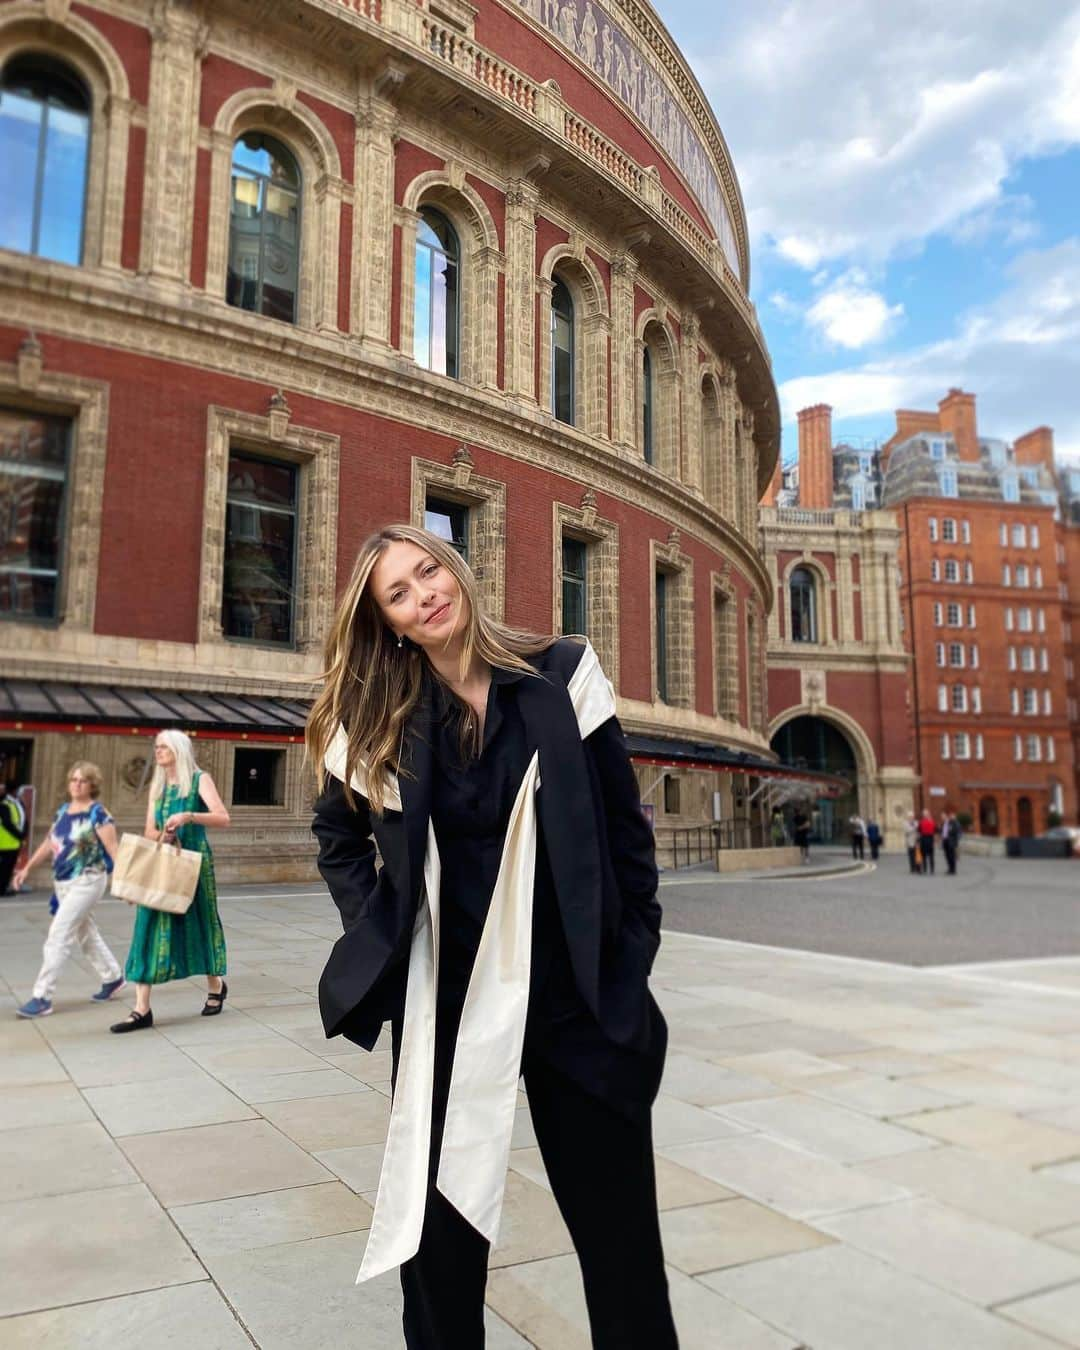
[111,730,231,1032]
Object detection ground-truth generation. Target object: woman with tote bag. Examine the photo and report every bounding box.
[14,762,125,1018]
[111,730,230,1032]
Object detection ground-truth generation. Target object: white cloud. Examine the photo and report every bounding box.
[805,275,904,348]
[679,1,1080,267]
[777,240,1080,457]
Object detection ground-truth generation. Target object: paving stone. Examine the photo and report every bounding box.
[661,1196,833,1275]
[860,1146,1080,1236]
[0,1081,93,1130]
[902,1104,1080,1166]
[508,1145,734,1210]
[85,1074,257,1136]
[255,1090,389,1152]
[170,1181,372,1256]
[49,1035,198,1088]
[314,1141,387,1194]
[906,1068,1076,1113]
[659,1050,785,1107]
[0,1184,206,1317]
[650,1092,750,1146]
[718,1048,848,1081]
[997,1282,1080,1347]
[182,1038,328,1077]
[661,1133,912,1220]
[817,1196,1080,1305]
[202,1229,527,1349]
[486,1253,798,1349]
[219,1066,362,1103]
[703,1243,1060,1349]
[0,1281,250,1349]
[490,1168,574,1268]
[0,1119,137,1202]
[830,1048,958,1077]
[119,1119,332,1207]
[806,1071,960,1117]
[717,1093,934,1163]
[0,1043,68,1086]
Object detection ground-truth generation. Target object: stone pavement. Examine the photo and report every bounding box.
[3,884,1080,1349]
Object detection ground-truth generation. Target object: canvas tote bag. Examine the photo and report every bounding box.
[111,832,201,913]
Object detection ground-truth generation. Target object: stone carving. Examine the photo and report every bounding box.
[452,443,475,486]
[16,333,43,391]
[268,389,291,439]
[515,0,738,271]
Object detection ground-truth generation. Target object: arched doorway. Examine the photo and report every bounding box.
[770,715,859,843]
[979,795,999,836]
[1016,796,1034,838]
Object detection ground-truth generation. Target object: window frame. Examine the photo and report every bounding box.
[413,205,461,379]
[550,272,575,426]
[789,565,819,644]
[221,448,300,648]
[227,131,302,326]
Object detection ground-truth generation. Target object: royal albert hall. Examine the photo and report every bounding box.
[0,0,785,879]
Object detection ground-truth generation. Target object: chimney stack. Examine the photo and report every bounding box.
[797,404,833,508]
[761,454,782,507]
[938,388,979,462]
[1013,426,1054,469]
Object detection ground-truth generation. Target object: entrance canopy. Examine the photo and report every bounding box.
[624,733,849,798]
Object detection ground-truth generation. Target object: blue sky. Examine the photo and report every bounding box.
[656,0,1080,464]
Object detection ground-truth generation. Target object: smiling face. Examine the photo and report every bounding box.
[370,538,466,653]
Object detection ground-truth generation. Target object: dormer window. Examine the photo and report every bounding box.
[939,467,958,498]
[929,438,946,461]
[1002,472,1020,503]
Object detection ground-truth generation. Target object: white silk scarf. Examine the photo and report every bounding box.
[324,642,615,1281]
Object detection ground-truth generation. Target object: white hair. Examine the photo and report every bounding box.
[150,729,199,802]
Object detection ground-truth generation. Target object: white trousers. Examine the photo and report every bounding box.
[33,871,122,1001]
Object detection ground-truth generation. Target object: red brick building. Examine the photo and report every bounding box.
[0,0,782,876]
[760,406,916,848]
[881,392,1076,835]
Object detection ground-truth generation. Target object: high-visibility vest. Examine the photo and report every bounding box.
[0,799,21,851]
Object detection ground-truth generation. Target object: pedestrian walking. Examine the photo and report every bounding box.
[792,806,811,864]
[848,813,866,860]
[903,813,920,873]
[918,807,937,874]
[942,811,961,875]
[0,781,25,895]
[14,763,124,1018]
[865,818,882,862]
[111,730,230,1032]
[307,523,678,1349]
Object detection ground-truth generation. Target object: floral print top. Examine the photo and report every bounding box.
[50,801,113,881]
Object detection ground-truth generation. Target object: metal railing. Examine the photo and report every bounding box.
[667,826,714,869]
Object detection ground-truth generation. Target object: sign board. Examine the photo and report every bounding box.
[929,787,946,796]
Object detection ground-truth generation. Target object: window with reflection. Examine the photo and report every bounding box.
[642,345,654,464]
[789,566,818,642]
[227,133,301,323]
[414,207,459,377]
[424,495,468,559]
[222,452,298,644]
[0,56,90,264]
[0,408,70,621]
[551,275,574,424]
[561,535,587,634]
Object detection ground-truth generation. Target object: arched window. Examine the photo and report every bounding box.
[414,207,459,377]
[790,567,818,643]
[1,56,90,265]
[551,275,574,424]
[227,132,301,323]
[642,345,654,464]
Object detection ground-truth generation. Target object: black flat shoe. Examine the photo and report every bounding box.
[110,1009,153,1033]
[201,980,228,1016]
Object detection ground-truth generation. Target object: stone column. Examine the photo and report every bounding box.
[836,545,855,643]
[610,250,638,451]
[679,312,702,493]
[503,178,539,404]
[313,174,347,332]
[353,96,398,348]
[536,274,554,415]
[101,94,135,270]
[472,244,504,390]
[395,205,421,363]
[139,1,205,282]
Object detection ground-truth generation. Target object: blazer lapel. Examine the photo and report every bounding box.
[517,666,603,1016]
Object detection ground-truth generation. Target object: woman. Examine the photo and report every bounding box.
[111,730,230,1032]
[904,813,920,873]
[15,763,125,1018]
[792,805,811,864]
[307,524,677,1349]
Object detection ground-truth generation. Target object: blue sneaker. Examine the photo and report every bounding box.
[91,978,126,1002]
[16,997,52,1019]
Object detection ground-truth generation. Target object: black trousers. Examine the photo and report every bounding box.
[943,841,957,874]
[395,986,677,1349]
[921,840,935,873]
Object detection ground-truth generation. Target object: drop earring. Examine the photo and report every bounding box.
[396,634,403,649]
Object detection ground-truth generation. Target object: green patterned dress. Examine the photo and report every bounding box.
[124,771,227,984]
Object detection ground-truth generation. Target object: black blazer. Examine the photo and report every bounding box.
[313,639,663,1055]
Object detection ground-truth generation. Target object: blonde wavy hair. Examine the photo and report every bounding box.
[306,523,556,815]
[67,761,104,800]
